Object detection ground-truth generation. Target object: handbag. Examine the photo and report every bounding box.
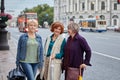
[78,75,82,80]
[78,67,82,80]
[36,73,45,80]
[66,67,81,80]
[7,65,26,80]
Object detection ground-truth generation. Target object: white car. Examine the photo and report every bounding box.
[107,26,118,30]
[114,26,120,32]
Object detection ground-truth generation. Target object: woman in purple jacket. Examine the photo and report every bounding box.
[62,23,92,80]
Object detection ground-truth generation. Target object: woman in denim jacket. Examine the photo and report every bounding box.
[16,19,43,80]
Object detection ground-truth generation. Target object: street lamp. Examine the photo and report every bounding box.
[0,0,10,50]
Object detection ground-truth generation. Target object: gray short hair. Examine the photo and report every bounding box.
[67,23,79,33]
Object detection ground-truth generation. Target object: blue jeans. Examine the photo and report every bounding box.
[20,62,38,80]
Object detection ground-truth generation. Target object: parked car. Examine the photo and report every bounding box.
[114,26,120,32]
[106,25,118,30]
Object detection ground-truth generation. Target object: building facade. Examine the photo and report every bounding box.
[54,0,120,28]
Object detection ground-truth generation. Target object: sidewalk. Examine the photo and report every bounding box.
[0,39,17,80]
[0,37,65,80]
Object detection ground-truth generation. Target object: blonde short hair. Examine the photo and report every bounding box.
[27,19,38,27]
[67,23,79,33]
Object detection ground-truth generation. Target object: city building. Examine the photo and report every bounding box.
[54,0,120,29]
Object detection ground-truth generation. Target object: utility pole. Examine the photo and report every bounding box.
[1,0,4,13]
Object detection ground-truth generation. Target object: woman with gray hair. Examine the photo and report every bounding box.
[62,23,92,80]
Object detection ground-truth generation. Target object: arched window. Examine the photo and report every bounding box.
[72,16,75,19]
[88,15,94,18]
[79,16,83,19]
[112,15,119,18]
[101,1,105,10]
[113,19,117,25]
[100,15,105,20]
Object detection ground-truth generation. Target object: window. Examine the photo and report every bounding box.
[88,15,94,18]
[98,21,106,25]
[114,3,117,10]
[101,1,105,10]
[82,2,85,11]
[91,2,94,10]
[79,16,83,19]
[114,19,117,25]
[72,16,75,19]
[75,3,77,11]
[112,15,118,18]
[100,15,105,20]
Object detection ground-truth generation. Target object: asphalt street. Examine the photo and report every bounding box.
[7,27,120,80]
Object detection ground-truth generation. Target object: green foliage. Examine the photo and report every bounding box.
[23,4,53,27]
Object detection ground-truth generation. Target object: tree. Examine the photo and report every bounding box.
[23,4,53,28]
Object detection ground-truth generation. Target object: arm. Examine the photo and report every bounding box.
[16,35,22,66]
[81,37,92,66]
[39,37,44,68]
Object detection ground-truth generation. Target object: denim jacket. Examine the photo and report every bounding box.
[16,33,43,68]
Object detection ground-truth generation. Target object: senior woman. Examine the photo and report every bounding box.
[41,22,66,80]
[16,19,43,80]
[62,23,92,80]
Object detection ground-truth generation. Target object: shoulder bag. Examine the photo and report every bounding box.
[7,65,26,80]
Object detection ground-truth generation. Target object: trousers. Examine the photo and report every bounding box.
[20,62,38,80]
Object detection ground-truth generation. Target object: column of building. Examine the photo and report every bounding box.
[95,0,98,20]
[85,0,88,12]
[66,0,69,12]
[95,0,98,12]
[58,0,60,21]
[70,0,73,12]
[107,0,110,11]
[77,0,79,12]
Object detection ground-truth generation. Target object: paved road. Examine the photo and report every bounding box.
[7,28,120,80]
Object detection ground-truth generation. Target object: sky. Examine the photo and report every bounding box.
[4,0,54,17]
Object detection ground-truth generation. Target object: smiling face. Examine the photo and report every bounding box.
[50,22,64,35]
[27,19,38,33]
[28,23,37,33]
[53,26,62,36]
[68,28,74,36]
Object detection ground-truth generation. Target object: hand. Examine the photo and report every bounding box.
[50,54,55,60]
[80,64,87,70]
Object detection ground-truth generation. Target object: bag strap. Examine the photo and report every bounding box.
[79,68,82,76]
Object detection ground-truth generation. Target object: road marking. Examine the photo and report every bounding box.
[93,51,120,61]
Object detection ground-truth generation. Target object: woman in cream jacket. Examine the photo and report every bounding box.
[41,22,66,80]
